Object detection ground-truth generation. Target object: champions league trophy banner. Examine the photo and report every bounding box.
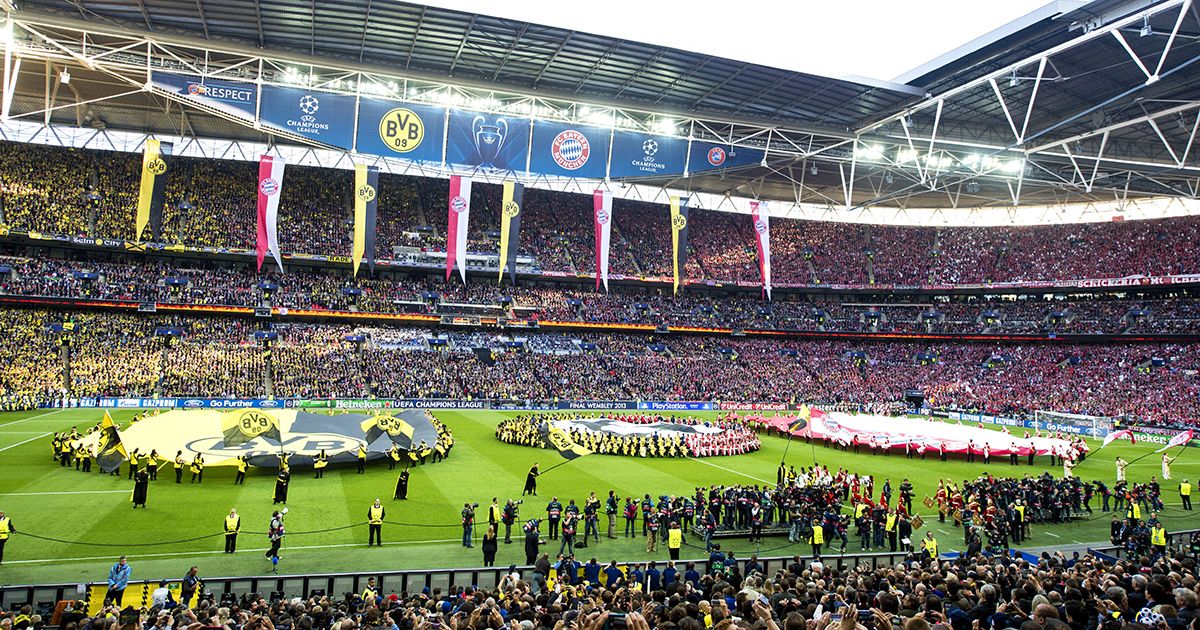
[473,115,507,170]
[446,110,530,172]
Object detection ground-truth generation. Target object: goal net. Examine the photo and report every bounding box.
[1032,410,1114,438]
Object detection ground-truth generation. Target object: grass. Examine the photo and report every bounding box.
[0,408,1197,587]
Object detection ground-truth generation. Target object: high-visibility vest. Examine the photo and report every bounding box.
[357,446,367,459]
[1151,527,1167,546]
[1128,504,1141,520]
[1182,483,1192,496]
[369,505,384,525]
[811,526,824,545]
[668,529,682,549]
[1015,506,1025,521]
[237,459,247,473]
[225,515,240,533]
[0,517,10,540]
[886,514,897,532]
[925,539,938,558]
[362,586,378,601]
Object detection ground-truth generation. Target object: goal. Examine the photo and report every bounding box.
[1032,410,1114,438]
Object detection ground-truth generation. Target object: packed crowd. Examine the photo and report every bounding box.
[8,142,1200,286]
[6,309,1200,427]
[6,254,1200,335]
[494,414,761,458]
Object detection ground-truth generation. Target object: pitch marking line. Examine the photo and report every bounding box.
[0,490,132,496]
[686,457,773,484]
[1044,532,1061,538]
[4,538,466,566]
[0,431,57,453]
[0,409,66,428]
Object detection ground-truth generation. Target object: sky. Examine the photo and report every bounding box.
[416,0,1053,83]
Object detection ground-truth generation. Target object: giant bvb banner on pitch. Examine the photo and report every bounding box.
[80,409,441,468]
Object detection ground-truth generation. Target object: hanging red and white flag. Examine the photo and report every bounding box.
[256,155,285,272]
[593,190,613,292]
[1155,429,1193,452]
[445,175,472,283]
[750,200,771,300]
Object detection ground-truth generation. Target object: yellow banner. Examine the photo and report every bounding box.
[135,139,164,241]
[497,181,522,283]
[352,164,370,276]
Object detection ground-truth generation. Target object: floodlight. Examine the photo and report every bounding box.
[1140,15,1153,37]
[59,70,70,84]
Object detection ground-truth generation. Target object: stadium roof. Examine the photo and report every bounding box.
[3,0,1199,216]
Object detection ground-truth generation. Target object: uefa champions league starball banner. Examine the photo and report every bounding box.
[79,409,443,468]
[258,86,357,150]
[608,130,688,179]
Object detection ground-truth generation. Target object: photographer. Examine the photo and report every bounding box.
[460,502,477,548]
[502,499,520,544]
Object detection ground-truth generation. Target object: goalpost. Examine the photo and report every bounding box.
[1032,410,1114,439]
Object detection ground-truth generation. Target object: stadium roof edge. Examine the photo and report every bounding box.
[893,0,1094,85]
[9,1,919,135]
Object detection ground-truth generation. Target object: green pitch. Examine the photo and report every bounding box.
[0,408,1197,587]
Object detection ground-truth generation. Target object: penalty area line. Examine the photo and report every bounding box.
[686,457,773,484]
[4,538,466,566]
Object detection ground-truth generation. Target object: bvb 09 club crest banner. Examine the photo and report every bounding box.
[355,98,446,163]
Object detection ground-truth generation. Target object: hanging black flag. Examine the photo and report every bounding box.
[135,139,172,242]
[497,181,523,284]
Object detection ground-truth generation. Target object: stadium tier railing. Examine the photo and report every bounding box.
[1085,527,1198,562]
[0,550,914,611]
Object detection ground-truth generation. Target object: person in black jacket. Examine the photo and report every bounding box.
[524,519,542,565]
[481,525,498,567]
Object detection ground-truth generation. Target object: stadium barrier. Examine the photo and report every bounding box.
[1085,527,1199,561]
[0,550,915,611]
[45,398,733,411]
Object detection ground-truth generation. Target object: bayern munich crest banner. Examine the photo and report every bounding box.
[593,190,613,292]
[529,121,611,180]
[256,155,286,273]
[446,175,472,283]
[750,200,772,299]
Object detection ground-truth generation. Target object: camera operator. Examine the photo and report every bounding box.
[460,502,477,548]
[502,499,521,544]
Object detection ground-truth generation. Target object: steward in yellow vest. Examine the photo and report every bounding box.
[809,520,824,558]
[0,510,14,564]
[367,499,385,547]
[223,509,241,554]
[1151,525,1167,549]
[922,533,939,560]
[361,577,379,602]
[234,456,248,485]
[314,450,328,479]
